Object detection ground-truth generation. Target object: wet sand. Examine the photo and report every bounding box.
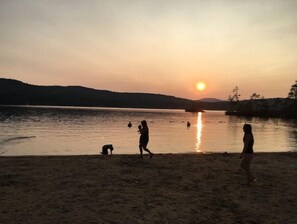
[1,153,297,224]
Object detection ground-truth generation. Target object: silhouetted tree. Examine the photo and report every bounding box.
[250,93,266,112]
[288,80,297,99]
[228,86,240,102]
[250,93,261,100]
[228,86,240,111]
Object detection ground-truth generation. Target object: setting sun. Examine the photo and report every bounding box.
[196,82,206,91]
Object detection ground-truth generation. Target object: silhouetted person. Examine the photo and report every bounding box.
[187,121,191,127]
[240,124,256,185]
[138,120,154,159]
[101,144,114,155]
[128,121,132,128]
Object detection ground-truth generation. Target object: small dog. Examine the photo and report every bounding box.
[101,144,114,155]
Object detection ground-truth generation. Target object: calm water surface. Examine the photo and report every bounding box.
[0,106,296,156]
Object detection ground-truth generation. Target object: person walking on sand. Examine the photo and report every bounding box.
[138,120,154,159]
[240,123,256,185]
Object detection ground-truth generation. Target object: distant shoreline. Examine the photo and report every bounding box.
[0,78,227,110]
[0,104,186,112]
[1,151,296,158]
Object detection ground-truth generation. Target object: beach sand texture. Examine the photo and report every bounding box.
[1,153,297,224]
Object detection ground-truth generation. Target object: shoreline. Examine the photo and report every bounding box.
[1,151,296,158]
[1,153,297,223]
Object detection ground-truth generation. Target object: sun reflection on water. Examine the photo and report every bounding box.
[195,112,203,152]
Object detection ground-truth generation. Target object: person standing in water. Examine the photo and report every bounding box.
[240,123,256,185]
[138,120,154,159]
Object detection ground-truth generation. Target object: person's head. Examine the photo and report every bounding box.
[141,120,147,127]
[138,125,141,129]
[243,124,252,134]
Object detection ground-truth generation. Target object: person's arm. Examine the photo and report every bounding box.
[140,126,147,135]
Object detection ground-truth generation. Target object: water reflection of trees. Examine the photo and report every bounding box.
[288,119,297,150]
[0,105,126,123]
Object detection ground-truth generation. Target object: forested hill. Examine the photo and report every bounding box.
[0,78,197,109]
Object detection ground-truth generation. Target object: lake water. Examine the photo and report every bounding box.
[0,105,296,156]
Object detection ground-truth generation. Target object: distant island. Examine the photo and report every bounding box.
[0,78,228,110]
[224,84,297,119]
[225,98,297,119]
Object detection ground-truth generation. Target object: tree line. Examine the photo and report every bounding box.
[0,78,227,110]
[226,81,297,118]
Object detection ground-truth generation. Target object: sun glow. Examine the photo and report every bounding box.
[196,82,206,91]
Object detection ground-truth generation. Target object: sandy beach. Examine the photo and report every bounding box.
[1,153,297,224]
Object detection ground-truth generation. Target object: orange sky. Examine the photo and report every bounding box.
[0,0,296,100]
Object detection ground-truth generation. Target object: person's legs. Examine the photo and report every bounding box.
[247,157,256,183]
[241,155,255,184]
[240,157,248,170]
[140,142,154,158]
[139,144,143,158]
[247,170,255,183]
[245,160,251,184]
[143,147,154,158]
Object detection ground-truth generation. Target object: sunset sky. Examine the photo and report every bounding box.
[1,0,296,100]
